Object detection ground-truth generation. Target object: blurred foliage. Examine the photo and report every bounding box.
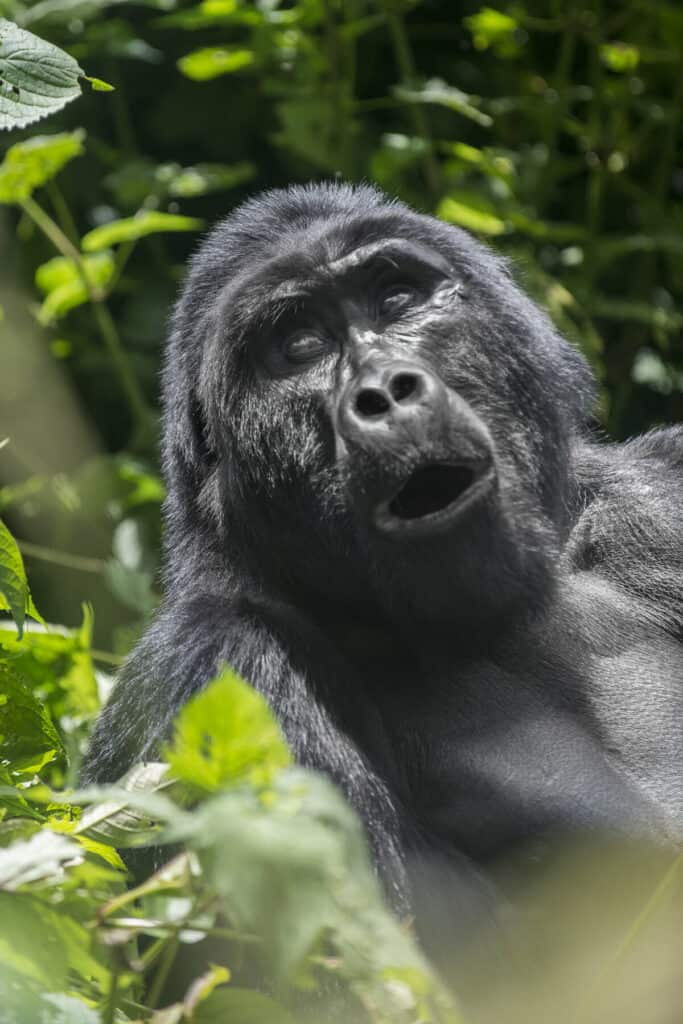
[0,541,465,1022]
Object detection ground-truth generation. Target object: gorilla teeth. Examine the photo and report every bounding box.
[389,464,475,520]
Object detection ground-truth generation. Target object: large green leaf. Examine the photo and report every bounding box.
[0,20,83,130]
[0,130,84,203]
[164,669,291,793]
[81,210,202,252]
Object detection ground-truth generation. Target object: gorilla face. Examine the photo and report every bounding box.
[166,184,594,623]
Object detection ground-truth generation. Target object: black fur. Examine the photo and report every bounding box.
[82,183,683,931]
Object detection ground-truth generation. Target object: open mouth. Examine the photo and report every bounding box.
[388,463,475,520]
[374,461,490,534]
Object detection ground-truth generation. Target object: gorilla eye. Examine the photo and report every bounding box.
[283,332,328,365]
[377,282,418,318]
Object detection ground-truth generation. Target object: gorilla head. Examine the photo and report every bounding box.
[164,183,594,627]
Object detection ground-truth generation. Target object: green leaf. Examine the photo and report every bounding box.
[437,195,507,235]
[0,129,84,204]
[164,669,291,793]
[194,989,296,1024]
[0,518,41,637]
[172,770,462,1018]
[182,964,231,1017]
[395,78,493,127]
[34,251,115,323]
[84,74,113,92]
[0,20,84,130]
[81,210,203,252]
[177,46,255,81]
[0,604,99,726]
[0,891,108,993]
[0,892,69,986]
[0,662,63,773]
[600,42,640,73]
[464,7,521,57]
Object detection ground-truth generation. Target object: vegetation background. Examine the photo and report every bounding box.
[0,3,681,1022]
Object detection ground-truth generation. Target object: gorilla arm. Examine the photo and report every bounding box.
[80,595,411,912]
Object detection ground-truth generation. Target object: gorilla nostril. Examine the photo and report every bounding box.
[355,388,391,418]
[390,373,420,403]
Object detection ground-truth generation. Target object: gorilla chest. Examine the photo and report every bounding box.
[369,649,665,860]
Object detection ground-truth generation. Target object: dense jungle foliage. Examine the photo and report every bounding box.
[0,2,681,1022]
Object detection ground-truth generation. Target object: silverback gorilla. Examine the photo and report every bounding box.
[83,182,683,936]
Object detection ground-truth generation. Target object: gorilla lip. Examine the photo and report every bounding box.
[374,461,491,533]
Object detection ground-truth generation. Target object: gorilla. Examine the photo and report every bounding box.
[82,182,683,937]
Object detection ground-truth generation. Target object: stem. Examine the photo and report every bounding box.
[91,648,124,666]
[583,10,605,287]
[146,937,179,1008]
[21,195,81,264]
[575,853,683,1022]
[21,197,149,432]
[382,0,441,198]
[47,181,81,248]
[18,539,107,574]
[103,965,120,1024]
[108,239,136,294]
[541,6,578,193]
[91,300,149,428]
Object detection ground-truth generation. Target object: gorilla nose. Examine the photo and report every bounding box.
[342,362,446,433]
[354,371,426,418]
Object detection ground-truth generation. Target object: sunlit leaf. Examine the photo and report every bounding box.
[164,669,291,793]
[437,195,507,235]
[177,46,255,81]
[464,6,520,57]
[34,251,115,322]
[81,210,202,251]
[84,75,114,92]
[600,42,640,72]
[0,129,84,203]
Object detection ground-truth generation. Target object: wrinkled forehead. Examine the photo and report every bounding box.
[215,208,460,329]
